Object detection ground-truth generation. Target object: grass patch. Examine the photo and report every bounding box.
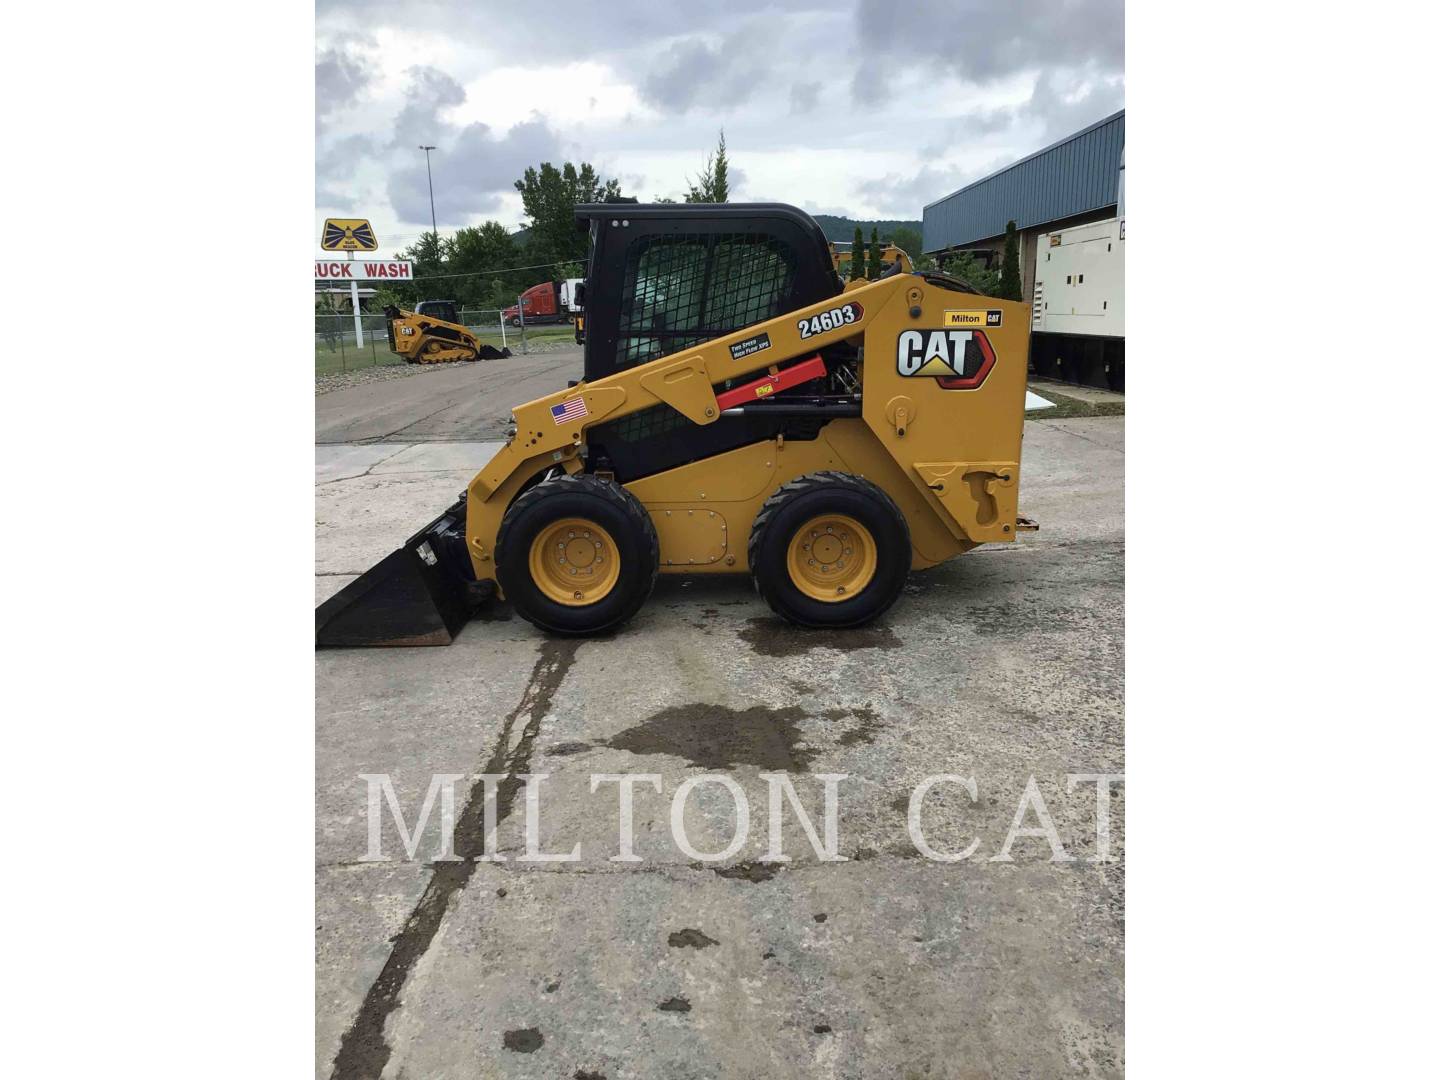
[1026,384,1124,419]
[314,323,576,376]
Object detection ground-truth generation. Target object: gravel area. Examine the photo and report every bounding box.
[315,338,578,396]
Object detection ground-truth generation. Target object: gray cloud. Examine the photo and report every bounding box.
[388,65,466,149]
[1023,67,1124,141]
[387,114,564,225]
[640,29,774,112]
[856,161,993,219]
[856,0,1123,85]
[315,35,376,133]
[317,2,1122,226]
[790,81,822,114]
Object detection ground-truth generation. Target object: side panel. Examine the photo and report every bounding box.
[624,420,969,573]
[858,284,1031,543]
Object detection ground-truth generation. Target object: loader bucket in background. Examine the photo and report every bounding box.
[315,499,487,648]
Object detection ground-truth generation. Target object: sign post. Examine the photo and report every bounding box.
[320,218,382,350]
[348,252,362,346]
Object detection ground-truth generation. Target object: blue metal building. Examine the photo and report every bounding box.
[922,109,1125,256]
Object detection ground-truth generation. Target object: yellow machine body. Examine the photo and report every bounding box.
[830,243,914,278]
[462,273,1029,587]
[386,309,483,364]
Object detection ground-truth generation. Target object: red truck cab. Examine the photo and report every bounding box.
[504,282,563,327]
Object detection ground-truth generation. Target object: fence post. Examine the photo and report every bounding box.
[517,297,528,355]
[499,310,507,350]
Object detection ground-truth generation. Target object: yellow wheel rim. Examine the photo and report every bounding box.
[528,518,620,606]
[785,514,876,602]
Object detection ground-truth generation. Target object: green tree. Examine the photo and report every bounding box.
[866,227,883,280]
[998,219,1022,301]
[713,130,729,202]
[514,161,623,268]
[447,221,521,307]
[685,130,731,203]
[939,250,1000,295]
[849,226,865,281]
[891,225,923,262]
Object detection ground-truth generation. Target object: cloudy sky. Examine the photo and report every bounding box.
[316,0,1123,250]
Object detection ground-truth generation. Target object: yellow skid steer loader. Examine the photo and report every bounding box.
[318,203,1035,645]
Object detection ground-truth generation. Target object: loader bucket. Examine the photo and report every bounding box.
[315,499,485,648]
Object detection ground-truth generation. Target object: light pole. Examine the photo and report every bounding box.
[418,145,438,251]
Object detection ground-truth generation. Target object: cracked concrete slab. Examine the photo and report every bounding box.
[315,415,1124,1078]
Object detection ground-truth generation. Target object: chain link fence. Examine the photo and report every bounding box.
[315,309,577,375]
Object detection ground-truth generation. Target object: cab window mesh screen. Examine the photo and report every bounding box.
[617,233,796,368]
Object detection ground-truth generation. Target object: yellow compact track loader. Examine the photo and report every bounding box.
[831,242,913,277]
[318,204,1035,645]
[384,300,512,364]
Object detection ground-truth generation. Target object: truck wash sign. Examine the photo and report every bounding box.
[320,218,379,251]
[314,260,414,280]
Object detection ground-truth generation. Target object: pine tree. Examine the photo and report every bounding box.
[849,226,864,281]
[713,130,729,203]
[685,131,731,203]
[998,220,1022,301]
[866,227,883,280]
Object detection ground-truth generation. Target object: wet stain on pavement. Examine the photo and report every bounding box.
[604,703,815,770]
[658,996,692,1013]
[547,741,593,756]
[833,704,883,746]
[575,1071,607,1080]
[739,616,901,657]
[708,860,784,883]
[668,928,719,949]
[503,1028,544,1053]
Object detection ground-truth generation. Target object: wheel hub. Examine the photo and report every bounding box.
[785,513,877,602]
[528,518,620,606]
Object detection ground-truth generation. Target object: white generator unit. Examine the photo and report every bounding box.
[1030,215,1125,390]
[1032,217,1124,336]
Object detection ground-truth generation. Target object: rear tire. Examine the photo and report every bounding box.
[748,471,910,628]
[496,474,659,635]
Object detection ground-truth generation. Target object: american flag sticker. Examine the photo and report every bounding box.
[551,396,589,425]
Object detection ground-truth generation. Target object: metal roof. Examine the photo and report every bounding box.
[923,110,1124,252]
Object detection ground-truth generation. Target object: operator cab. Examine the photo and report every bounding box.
[573,203,842,384]
[574,203,850,483]
[414,300,461,324]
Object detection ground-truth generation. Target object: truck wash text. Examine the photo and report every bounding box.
[313,261,413,279]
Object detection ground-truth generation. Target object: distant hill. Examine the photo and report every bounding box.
[811,214,921,244]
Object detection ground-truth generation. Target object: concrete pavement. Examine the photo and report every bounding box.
[315,416,1125,1078]
[315,348,583,445]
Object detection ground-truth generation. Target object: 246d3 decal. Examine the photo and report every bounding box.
[897,329,997,389]
[798,301,862,339]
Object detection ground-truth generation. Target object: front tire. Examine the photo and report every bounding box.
[748,471,910,628]
[496,474,659,635]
